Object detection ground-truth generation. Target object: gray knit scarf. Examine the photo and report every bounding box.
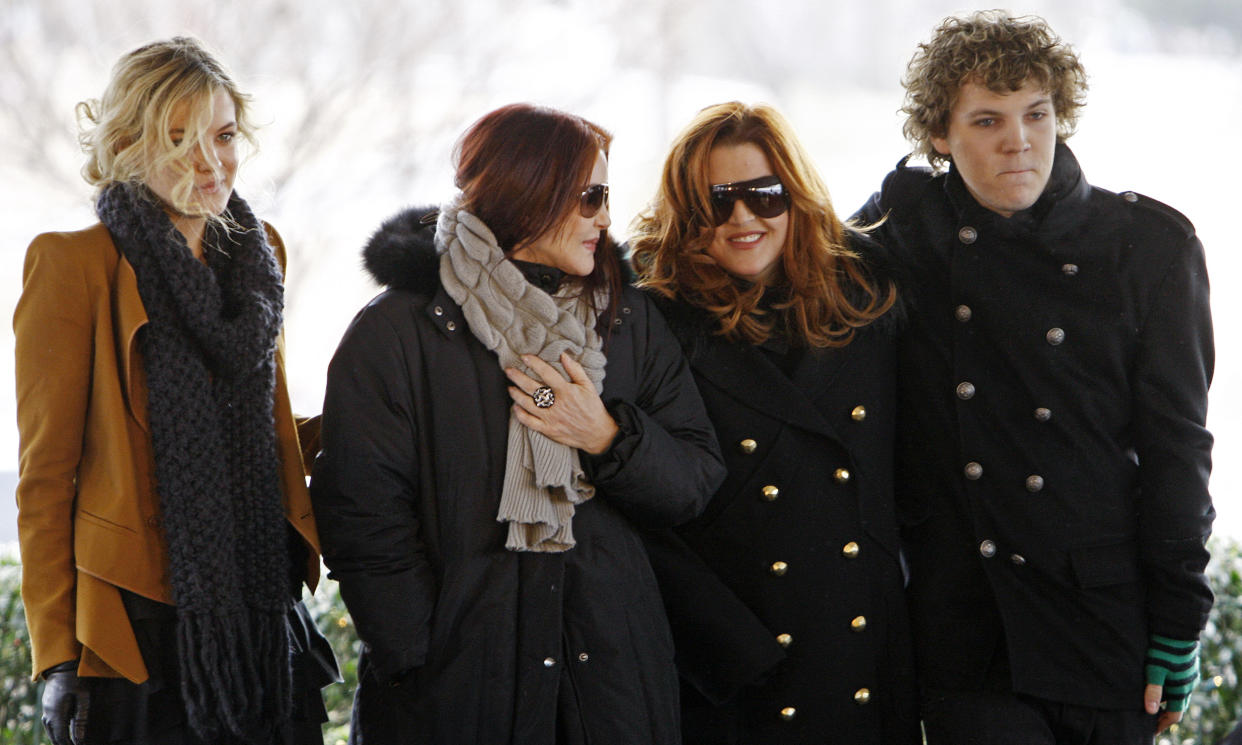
[96,182,292,740]
[437,198,607,552]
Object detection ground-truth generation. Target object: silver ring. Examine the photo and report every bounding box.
[532,385,555,409]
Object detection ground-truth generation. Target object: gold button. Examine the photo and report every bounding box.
[770,561,789,576]
[446,321,457,331]
[851,616,867,632]
[780,707,797,721]
[433,305,444,316]
[761,485,780,501]
[842,541,860,559]
[776,633,793,648]
[740,438,758,454]
[851,405,867,422]
[834,468,851,484]
[854,688,872,705]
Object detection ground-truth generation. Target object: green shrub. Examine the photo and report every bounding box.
[0,558,41,744]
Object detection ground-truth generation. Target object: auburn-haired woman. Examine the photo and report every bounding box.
[309,103,724,744]
[630,101,919,744]
[14,37,336,745]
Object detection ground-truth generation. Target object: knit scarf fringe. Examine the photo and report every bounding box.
[436,198,606,552]
[96,182,293,740]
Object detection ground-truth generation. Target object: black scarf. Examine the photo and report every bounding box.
[96,182,292,740]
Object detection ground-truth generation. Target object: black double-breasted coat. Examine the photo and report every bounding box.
[309,207,725,744]
[641,235,920,745]
[856,144,1215,710]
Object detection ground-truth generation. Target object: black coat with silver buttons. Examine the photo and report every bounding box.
[641,233,920,745]
[857,143,1215,709]
[309,206,725,744]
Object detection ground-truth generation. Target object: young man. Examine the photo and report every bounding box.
[857,11,1215,744]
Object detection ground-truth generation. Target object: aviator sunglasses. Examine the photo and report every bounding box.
[579,183,610,218]
[709,175,792,226]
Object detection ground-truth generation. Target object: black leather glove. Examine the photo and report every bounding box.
[41,660,90,745]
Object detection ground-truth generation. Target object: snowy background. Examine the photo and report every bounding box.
[2,0,1239,544]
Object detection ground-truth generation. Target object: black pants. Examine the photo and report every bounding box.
[921,687,1158,745]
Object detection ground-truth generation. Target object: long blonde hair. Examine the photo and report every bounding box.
[77,37,256,215]
[631,102,894,347]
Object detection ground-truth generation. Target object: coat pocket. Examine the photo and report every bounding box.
[1068,540,1140,588]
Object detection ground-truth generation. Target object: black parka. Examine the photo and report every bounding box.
[309,207,725,744]
[640,232,920,744]
[856,144,1215,709]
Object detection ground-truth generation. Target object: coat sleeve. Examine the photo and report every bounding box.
[583,292,725,527]
[1131,230,1215,639]
[308,301,437,682]
[641,526,786,704]
[14,234,91,678]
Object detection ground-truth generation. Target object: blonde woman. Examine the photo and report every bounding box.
[15,37,335,744]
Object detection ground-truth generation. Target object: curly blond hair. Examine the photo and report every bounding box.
[630,102,894,348]
[77,37,256,215]
[901,11,1088,168]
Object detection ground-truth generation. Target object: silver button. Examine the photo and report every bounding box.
[1122,191,1139,203]
[543,657,556,667]
[1034,407,1052,422]
[964,462,983,480]
[433,305,444,316]
[956,381,976,400]
[955,304,973,322]
[1011,554,1027,566]
[446,321,457,331]
[577,653,590,663]
[1046,328,1065,345]
[1026,475,1045,493]
[958,226,978,244]
[1062,264,1079,276]
[980,540,997,558]
[622,306,631,314]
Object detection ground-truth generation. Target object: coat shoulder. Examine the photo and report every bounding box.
[1102,188,1197,241]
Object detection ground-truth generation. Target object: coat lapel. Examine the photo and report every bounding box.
[113,253,150,432]
[690,336,843,441]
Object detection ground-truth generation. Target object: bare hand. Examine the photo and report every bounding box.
[505,352,618,455]
[1144,683,1183,734]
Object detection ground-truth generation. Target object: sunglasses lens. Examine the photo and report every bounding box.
[580,184,608,218]
[710,179,789,225]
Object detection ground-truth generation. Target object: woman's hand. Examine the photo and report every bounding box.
[506,352,619,455]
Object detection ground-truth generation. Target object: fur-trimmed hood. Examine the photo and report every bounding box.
[363,205,442,294]
[362,205,634,294]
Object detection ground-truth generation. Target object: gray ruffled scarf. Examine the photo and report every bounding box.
[436,198,606,552]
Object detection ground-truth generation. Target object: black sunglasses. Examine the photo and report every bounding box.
[579,183,610,218]
[709,175,791,225]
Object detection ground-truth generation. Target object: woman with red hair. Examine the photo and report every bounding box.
[309,103,724,743]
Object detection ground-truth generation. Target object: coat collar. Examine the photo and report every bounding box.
[652,294,844,440]
[944,142,1092,237]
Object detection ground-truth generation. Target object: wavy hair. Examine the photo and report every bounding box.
[77,37,256,216]
[901,11,1088,168]
[630,102,894,348]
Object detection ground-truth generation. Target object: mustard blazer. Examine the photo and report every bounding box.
[14,222,320,683]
